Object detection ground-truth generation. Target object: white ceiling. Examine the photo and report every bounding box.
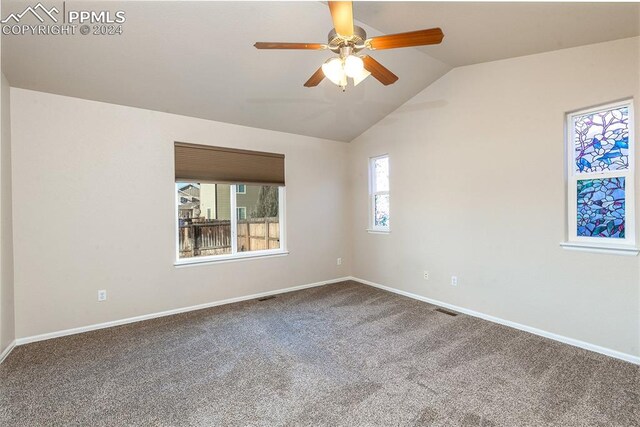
[353,2,640,67]
[2,1,638,142]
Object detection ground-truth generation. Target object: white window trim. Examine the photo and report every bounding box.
[236,184,246,194]
[236,206,247,220]
[562,99,638,255]
[175,184,287,265]
[366,229,391,234]
[368,154,390,233]
[175,250,289,267]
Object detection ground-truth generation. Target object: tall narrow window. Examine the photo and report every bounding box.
[175,143,286,263]
[369,154,390,232]
[564,100,637,254]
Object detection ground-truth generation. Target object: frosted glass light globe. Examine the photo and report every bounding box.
[322,58,346,86]
[344,55,364,78]
[353,69,371,86]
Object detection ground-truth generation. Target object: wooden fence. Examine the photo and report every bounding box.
[237,218,280,252]
[179,218,279,258]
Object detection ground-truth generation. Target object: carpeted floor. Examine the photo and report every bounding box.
[1,281,638,426]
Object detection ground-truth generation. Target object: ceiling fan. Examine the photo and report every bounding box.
[254,1,444,90]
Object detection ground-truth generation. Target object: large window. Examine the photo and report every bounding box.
[564,100,636,254]
[174,142,286,263]
[369,154,390,232]
[177,183,284,261]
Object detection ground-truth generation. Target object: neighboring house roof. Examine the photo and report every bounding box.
[179,183,199,190]
[179,202,199,210]
[179,184,201,198]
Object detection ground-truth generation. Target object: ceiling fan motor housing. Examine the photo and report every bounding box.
[328,25,367,53]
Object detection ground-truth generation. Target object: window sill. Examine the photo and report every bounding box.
[559,242,639,256]
[175,250,289,267]
[367,229,390,234]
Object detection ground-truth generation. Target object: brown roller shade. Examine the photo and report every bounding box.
[175,142,285,185]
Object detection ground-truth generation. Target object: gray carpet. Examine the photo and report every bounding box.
[1,281,638,426]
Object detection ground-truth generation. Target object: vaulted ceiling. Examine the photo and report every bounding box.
[2,1,638,141]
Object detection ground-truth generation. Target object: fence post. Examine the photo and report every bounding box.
[246,221,251,251]
[192,224,199,256]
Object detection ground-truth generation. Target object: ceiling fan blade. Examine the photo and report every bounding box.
[304,67,325,87]
[362,56,398,86]
[254,42,326,50]
[328,1,354,37]
[367,28,444,50]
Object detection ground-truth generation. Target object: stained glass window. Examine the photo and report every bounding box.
[576,178,625,238]
[574,106,629,173]
[567,100,634,248]
[374,194,389,228]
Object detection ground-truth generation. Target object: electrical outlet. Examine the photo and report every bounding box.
[423,271,429,280]
[337,258,342,266]
[451,276,458,287]
[97,290,107,302]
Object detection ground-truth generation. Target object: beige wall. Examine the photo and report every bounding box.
[10,89,351,339]
[348,37,640,357]
[1,73,15,352]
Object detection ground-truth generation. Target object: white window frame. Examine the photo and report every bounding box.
[561,99,638,255]
[368,154,390,233]
[175,184,287,265]
[236,184,246,194]
[236,206,247,220]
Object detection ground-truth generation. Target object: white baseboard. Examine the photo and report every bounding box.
[15,277,351,347]
[0,339,16,364]
[350,276,640,366]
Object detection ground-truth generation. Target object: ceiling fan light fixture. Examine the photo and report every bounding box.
[344,55,364,78]
[254,2,445,89]
[322,57,346,86]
